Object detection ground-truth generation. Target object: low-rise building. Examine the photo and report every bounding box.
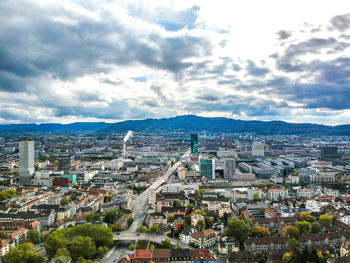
[191,230,216,248]
[296,188,315,198]
[145,212,167,227]
[267,189,289,201]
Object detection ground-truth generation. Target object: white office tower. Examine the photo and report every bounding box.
[19,141,35,185]
[224,159,235,180]
[252,142,265,157]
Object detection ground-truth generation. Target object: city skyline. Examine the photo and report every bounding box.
[1,1,350,125]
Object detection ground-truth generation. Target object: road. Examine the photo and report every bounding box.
[113,232,189,248]
[129,150,190,232]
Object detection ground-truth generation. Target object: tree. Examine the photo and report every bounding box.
[104,194,113,203]
[115,224,127,232]
[225,218,252,247]
[256,252,267,263]
[287,238,301,256]
[204,217,214,229]
[4,242,45,263]
[259,207,266,216]
[161,238,172,249]
[311,222,322,234]
[103,209,120,224]
[296,221,312,235]
[149,225,161,235]
[55,248,70,258]
[167,215,174,223]
[137,225,149,233]
[284,226,299,239]
[308,248,320,263]
[97,247,106,257]
[196,220,205,231]
[85,214,100,223]
[252,226,270,237]
[0,189,18,201]
[63,198,71,205]
[252,193,260,201]
[299,247,309,263]
[127,216,133,227]
[299,212,315,223]
[0,230,7,239]
[136,240,149,249]
[28,229,40,244]
[76,257,98,263]
[173,199,181,207]
[69,236,96,260]
[186,204,194,215]
[129,244,135,251]
[184,215,191,227]
[319,214,333,224]
[195,190,204,201]
[282,252,293,263]
[45,223,113,258]
[45,231,69,258]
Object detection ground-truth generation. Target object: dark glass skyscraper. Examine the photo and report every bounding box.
[191,134,198,154]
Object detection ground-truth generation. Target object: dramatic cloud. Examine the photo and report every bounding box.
[0,0,350,124]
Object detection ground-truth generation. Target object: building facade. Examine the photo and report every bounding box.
[19,141,35,185]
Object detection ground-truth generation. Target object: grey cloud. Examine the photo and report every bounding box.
[196,92,221,101]
[143,100,159,107]
[331,13,350,31]
[246,61,269,77]
[0,1,212,92]
[54,100,153,120]
[150,83,167,101]
[100,78,123,86]
[277,30,292,40]
[275,37,350,72]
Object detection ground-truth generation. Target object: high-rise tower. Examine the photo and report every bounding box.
[191,134,198,154]
[19,141,34,185]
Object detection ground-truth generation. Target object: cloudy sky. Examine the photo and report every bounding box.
[1,0,350,124]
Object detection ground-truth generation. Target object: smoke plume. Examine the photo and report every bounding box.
[123,131,133,143]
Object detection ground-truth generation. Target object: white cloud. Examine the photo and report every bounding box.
[0,0,350,124]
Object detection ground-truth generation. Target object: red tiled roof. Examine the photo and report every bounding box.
[252,217,297,224]
[191,230,215,239]
[245,236,288,245]
[334,220,350,231]
[190,249,216,261]
[0,239,8,248]
[152,249,171,258]
[10,227,27,241]
[134,249,152,259]
[299,231,350,242]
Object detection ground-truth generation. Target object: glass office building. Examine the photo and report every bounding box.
[191,134,198,154]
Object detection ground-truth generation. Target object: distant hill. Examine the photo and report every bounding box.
[0,122,109,133]
[0,116,349,135]
[100,115,350,135]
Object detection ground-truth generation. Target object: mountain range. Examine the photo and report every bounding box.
[0,115,349,135]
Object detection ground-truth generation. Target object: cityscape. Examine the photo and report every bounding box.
[0,129,349,263]
[1,1,350,263]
